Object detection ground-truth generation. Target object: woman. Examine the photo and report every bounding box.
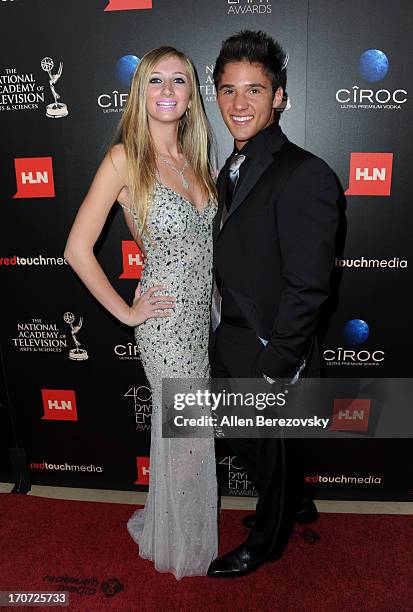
[64,47,218,580]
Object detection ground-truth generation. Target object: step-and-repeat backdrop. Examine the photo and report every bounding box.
[1,0,412,500]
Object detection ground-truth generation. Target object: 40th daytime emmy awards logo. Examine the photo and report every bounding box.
[40,57,69,118]
[63,312,89,361]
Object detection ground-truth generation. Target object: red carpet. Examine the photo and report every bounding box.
[0,493,412,611]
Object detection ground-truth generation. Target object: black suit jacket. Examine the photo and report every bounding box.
[213,125,339,380]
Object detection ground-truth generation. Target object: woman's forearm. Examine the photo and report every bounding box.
[64,247,131,326]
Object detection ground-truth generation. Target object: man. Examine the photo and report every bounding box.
[209,30,339,578]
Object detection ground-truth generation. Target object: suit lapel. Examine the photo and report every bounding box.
[227,152,273,219]
[213,156,231,243]
[218,127,288,233]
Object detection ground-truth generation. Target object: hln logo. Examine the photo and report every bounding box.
[355,167,386,181]
[21,171,49,184]
[345,152,393,196]
[330,398,371,431]
[337,408,365,420]
[48,399,72,410]
[104,0,152,10]
[134,456,150,485]
[119,240,144,279]
[41,389,78,421]
[13,157,55,199]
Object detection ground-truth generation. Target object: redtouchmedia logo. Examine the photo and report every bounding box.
[104,0,152,10]
[305,473,382,485]
[345,152,393,196]
[30,461,103,473]
[134,456,150,485]
[41,389,78,421]
[119,240,144,279]
[13,157,55,199]
[330,398,371,431]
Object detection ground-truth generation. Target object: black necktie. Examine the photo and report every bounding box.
[226,152,246,206]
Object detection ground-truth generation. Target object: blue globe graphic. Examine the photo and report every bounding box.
[358,49,389,83]
[116,55,140,87]
[342,319,370,345]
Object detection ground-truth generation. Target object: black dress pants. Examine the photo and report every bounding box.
[212,321,304,559]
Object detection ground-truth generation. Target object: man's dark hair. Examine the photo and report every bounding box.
[213,30,287,94]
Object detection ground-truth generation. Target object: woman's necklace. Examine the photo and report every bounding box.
[158,155,189,189]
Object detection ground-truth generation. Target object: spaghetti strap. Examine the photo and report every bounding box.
[118,201,147,255]
[118,201,133,215]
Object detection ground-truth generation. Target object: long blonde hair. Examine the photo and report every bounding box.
[114,46,217,235]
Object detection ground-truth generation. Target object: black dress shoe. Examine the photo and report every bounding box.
[242,499,319,529]
[296,499,319,525]
[207,544,267,578]
[241,514,256,529]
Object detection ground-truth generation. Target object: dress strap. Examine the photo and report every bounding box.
[119,201,133,214]
[119,201,140,226]
[118,201,147,254]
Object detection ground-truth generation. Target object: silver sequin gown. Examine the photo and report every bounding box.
[121,182,218,580]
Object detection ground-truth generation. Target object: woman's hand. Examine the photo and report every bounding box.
[125,284,176,327]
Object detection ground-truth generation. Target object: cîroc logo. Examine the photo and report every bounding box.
[116,55,140,87]
[342,319,369,345]
[336,49,407,110]
[358,49,388,82]
[97,55,140,114]
[114,342,139,360]
[323,319,385,367]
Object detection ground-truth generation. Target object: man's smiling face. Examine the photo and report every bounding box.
[216,60,283,149]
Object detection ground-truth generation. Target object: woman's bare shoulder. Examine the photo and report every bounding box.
[109,143,128,181]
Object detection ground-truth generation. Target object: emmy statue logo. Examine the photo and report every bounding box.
[63,312,89,361]
[41,56,69,118]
